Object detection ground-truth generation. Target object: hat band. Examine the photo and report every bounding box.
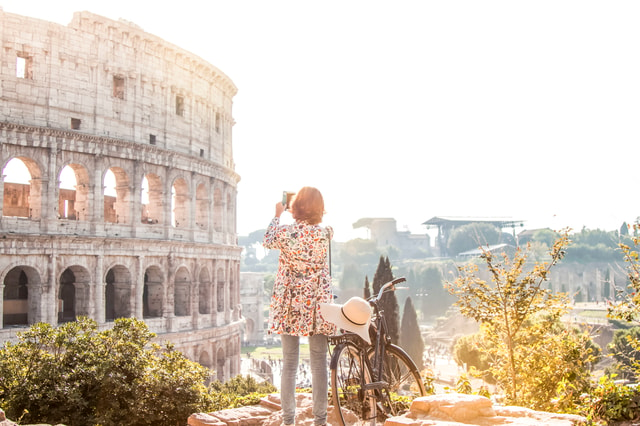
[341,306,367,326]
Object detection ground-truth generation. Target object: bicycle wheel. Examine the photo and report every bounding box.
[330,341,375,425]
[375,344,427,417]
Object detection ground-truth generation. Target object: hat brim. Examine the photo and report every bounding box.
[319,303,371,344]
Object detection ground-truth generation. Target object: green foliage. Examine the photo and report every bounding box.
[446,223,501,256]
[399,297,425,370]
[402,264,455,319]
[445,230,602,409]
[0,317,212,426]
[608,327,640,380]
[372,256,400,345]
[422,369,436,395]
[564,228,620,263]
[579,375,640,424]
[452,334,494,383]
[208,375,277,411]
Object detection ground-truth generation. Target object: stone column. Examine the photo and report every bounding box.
[135,255,145,319]
[94,255,105,324]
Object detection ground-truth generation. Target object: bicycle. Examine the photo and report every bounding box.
[329,277,427,425]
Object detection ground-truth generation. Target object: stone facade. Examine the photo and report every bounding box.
[240,272,266,344]
[0,9,242,381]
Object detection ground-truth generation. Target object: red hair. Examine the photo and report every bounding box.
[291,187,324,225]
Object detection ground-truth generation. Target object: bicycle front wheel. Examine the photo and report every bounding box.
[376,344,427,416]
[330,341,374,425]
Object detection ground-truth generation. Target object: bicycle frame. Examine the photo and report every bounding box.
[329,277,408,423]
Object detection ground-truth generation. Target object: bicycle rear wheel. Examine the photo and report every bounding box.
[330,341,375,425]
[375,344,427,417]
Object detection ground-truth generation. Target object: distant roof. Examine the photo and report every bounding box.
[423,216,524,228]
[352,218,396,229]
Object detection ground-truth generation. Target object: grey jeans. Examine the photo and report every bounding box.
[280,333,328,425]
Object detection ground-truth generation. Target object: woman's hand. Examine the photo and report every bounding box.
[275,201,285,218]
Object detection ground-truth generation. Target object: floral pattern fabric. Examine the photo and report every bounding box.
[263,217,336,337]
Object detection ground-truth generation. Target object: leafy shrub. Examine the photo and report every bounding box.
[579,375,640,423]
[0,317,213,426]
[208,374,277,411]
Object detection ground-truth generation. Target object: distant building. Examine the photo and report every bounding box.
[352,218,430,256]
[423,216,524,257]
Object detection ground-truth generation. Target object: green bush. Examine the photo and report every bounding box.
[580,375,640,423]
[208,374,277,410]
[0,317,213,426]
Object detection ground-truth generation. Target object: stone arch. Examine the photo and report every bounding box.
[143,265,164,318]
[2,156,43,219]
[174,266,191,317]
[199,350,211,369]
[216,346,225,382]
[3,265,42,327]
[58,265,91,323]
[195,181,209,230]
[171,177,189,228]
[216,266,225,313]
[104,166,131,224]
[105,264,133,321]
[58,163,90,221]
[141,173,163,225]
[198,266,211,315]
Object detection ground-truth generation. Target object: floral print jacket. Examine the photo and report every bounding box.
[263,217,336,336]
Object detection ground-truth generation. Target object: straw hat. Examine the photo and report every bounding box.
[319,297,372,344]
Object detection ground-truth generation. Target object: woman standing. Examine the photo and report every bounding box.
[263,186,335,426]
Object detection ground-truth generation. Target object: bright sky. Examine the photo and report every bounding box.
[2,1,640,241]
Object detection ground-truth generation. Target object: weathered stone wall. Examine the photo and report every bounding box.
[0,9,242,380]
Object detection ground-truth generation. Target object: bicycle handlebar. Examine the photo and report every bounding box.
[372,277,407,303]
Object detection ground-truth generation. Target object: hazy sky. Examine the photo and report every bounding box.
[2,1,639,241]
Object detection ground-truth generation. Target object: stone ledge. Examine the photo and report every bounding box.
[190,393,587,426]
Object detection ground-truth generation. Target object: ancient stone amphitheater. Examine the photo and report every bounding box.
[0,9,242,381]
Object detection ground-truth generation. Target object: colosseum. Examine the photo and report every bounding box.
[0,9,242,381]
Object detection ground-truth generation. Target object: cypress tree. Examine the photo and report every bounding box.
[364,276,371,299]
[399,296,425,369]
[372,256,400,344]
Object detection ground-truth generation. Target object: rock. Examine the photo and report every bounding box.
[190,392,588,426]
[386,393,587,426]
[409,393,496,422]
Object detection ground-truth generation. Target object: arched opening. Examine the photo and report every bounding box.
[3,266,41,327]
[199,350,213,385]
[59,269,76,323]
[2,157,42,219]
[104,167,131,224]
[171,177,189,228]
[174,266,191,317]
[198,268,211,315]
[195,183,208,229]
[141,174,163,225]
[105,265,132,321]
[143,266,164,318]
[58,164,90,221]
[58,266,91,324]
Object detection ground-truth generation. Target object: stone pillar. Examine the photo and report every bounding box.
[135,256,145,319]
[46,253,57,325]
[224,260,231,324]
[95,255,105,323]
[211,260,218,327]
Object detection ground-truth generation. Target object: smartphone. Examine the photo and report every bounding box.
[282,191,295,210]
